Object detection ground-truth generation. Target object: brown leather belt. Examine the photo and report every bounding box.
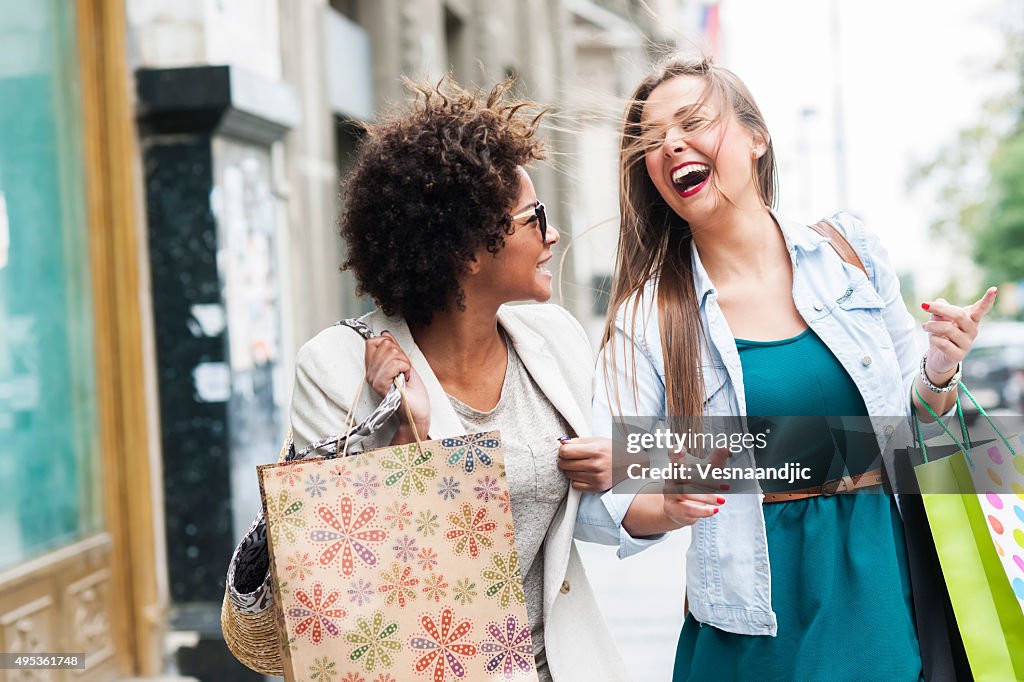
[761,468,884,503]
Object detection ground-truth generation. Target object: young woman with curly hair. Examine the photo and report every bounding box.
[289,78,658,682]
[592,55,998,680]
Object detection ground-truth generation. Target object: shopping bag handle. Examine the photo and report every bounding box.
[327,371,425,459]
[914,382,1018,468]
[958,383,1018,456]
[914,386,971,465]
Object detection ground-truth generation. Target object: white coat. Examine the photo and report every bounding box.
[291,303,636,682]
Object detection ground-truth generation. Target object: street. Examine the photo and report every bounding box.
[577,529,690,682]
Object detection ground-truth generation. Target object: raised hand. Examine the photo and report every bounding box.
[921,287,998,379]
[364,331,430,436]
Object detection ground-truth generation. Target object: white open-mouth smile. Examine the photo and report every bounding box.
[671,162,711,198]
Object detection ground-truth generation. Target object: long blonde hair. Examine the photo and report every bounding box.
[601,55,777,426]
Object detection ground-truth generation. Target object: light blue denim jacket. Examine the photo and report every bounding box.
[589,211,947,636]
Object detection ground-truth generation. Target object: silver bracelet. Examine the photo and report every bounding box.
[919,353,962,393]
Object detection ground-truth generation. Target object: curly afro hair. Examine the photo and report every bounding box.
[340,77,546,326]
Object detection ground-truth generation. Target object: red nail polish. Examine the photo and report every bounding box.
[716,496,725,505]
[713,508,719,514]
[921,303,931,311]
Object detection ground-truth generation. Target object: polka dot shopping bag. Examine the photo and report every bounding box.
[915,386,1024,681]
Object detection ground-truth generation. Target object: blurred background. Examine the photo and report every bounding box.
[0,0,1020,680]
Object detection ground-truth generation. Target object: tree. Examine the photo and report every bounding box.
[975,128,1024,285]
[909,17,1023,307]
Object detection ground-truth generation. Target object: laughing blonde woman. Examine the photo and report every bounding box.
[592,55,997,681]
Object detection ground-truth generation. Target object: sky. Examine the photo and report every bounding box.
[713,0,1012,295]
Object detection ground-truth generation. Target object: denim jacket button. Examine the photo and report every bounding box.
[861,355,872,366]
[884,424,895,436]
[560,580,571,594]
[813,301,824,311]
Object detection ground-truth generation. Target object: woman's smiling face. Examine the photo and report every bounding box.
[471,167,559,305]
[641,74,765,225]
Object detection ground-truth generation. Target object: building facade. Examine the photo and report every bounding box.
[0,1,687,679]
[0,0,165,678]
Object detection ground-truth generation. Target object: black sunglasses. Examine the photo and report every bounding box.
[510,201,547,242]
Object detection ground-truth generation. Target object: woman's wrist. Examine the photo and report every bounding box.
[391,421,429,446]
[912,374,958,423]
[921,353,962,393]
[621,491,684,537]
[925,365,955,386]
[656,507,693,532]
[396,399,430,438]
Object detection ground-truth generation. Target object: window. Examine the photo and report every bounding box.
[0,0,102,569]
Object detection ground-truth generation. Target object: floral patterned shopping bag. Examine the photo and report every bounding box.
[259,430,539,682]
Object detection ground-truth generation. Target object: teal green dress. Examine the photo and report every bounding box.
[673,329,922,681]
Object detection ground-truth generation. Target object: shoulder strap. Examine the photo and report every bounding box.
[809,220,867,278]
[335,317,374,340]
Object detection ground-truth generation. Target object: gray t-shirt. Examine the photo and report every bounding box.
[447,337,571,682]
